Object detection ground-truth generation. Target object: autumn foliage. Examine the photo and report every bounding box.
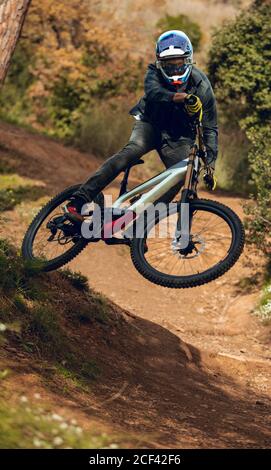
[0,0,144,140]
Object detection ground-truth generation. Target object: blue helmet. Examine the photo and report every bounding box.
[156,30,193,86]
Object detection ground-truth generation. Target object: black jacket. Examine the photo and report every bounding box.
[129,63,218,164]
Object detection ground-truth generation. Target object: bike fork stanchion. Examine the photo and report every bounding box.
[175,145,197,248]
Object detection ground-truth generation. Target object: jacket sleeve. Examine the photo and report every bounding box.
[201,83,218,168]
[144,65,176,103]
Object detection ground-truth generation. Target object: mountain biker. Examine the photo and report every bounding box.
[64,30,218,222]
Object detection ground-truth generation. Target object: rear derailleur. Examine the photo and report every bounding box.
[46,214,81,244]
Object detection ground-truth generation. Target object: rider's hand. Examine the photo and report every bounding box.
[203,166,217,191]
[184,94,203,121]
[173,92,188,103]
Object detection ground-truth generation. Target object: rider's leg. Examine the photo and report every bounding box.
[154,137,194,204]
[73,120,160,203]
[63,120,160,222]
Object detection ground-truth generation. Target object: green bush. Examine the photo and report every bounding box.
[156,14,202,51]
[255,283,271,324]
[214,112,251,194]
[208,0,271,261]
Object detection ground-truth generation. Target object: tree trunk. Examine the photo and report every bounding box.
[0,0,31,84]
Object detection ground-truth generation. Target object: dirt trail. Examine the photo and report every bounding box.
[71,187,270,361]
[0,121,270,448]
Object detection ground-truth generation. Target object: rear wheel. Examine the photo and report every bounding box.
[130,198,245,288]
[22,184,104,272]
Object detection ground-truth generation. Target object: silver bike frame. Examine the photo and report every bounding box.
[82,140,200,241]
[112,157,193,214]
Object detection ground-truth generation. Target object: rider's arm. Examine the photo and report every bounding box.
[144,64,176,103]
[201,83,218,169]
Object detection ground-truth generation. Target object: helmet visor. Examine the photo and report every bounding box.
[160,59,190,77]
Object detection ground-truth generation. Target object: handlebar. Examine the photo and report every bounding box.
[185,95,199,106]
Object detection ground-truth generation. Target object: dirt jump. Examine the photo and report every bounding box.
[0,121,270,448]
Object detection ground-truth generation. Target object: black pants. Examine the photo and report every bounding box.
[74,120,194,203]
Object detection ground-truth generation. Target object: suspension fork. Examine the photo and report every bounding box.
[176,119,205,242]
[174,144,197,246]
[175,121,205,246]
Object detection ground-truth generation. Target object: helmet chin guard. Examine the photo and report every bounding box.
[156,60,192,87]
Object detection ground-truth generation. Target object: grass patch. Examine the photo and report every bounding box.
[0,174,36,190]
[0,173,47,211]
[0,239,46,299]
[0,238,101,382]
[26,305,66,356]
[22,305,101,380]
[0,185,46,211]
[0,237,140,448]
[254,283,271,324]
[18,278,48,302]
[56,365,90,392]
[0,397,118,449]
[90,292,110,324]
[61,268,89,292]
[13,294,29,314]
[0,239,26,293]
[73,291,110,325]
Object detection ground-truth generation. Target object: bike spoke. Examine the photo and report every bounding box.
[197,219,225,235]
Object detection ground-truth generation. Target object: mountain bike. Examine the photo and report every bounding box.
[22,119,245,288]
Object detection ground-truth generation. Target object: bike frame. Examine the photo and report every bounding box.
[87,121,205,242]
[113,157,190,212]
[112,121,204,216]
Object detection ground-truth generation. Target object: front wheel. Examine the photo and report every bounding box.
[130,198,245,288]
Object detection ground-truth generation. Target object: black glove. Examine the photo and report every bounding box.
[184,94,203,121]
[203,166,217,191]
[206,154,216,171]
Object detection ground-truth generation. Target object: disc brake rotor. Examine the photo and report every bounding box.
[171,234,205,259]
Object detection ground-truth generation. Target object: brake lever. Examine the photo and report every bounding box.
[203,167,217,191]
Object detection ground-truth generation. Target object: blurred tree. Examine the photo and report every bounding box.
[0,0,143,141]
[0,0,31,83]
[208,0,271,261]
[156,14,202,51]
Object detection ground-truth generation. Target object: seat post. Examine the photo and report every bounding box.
[118,159,145,197]
[119,167,131,196]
